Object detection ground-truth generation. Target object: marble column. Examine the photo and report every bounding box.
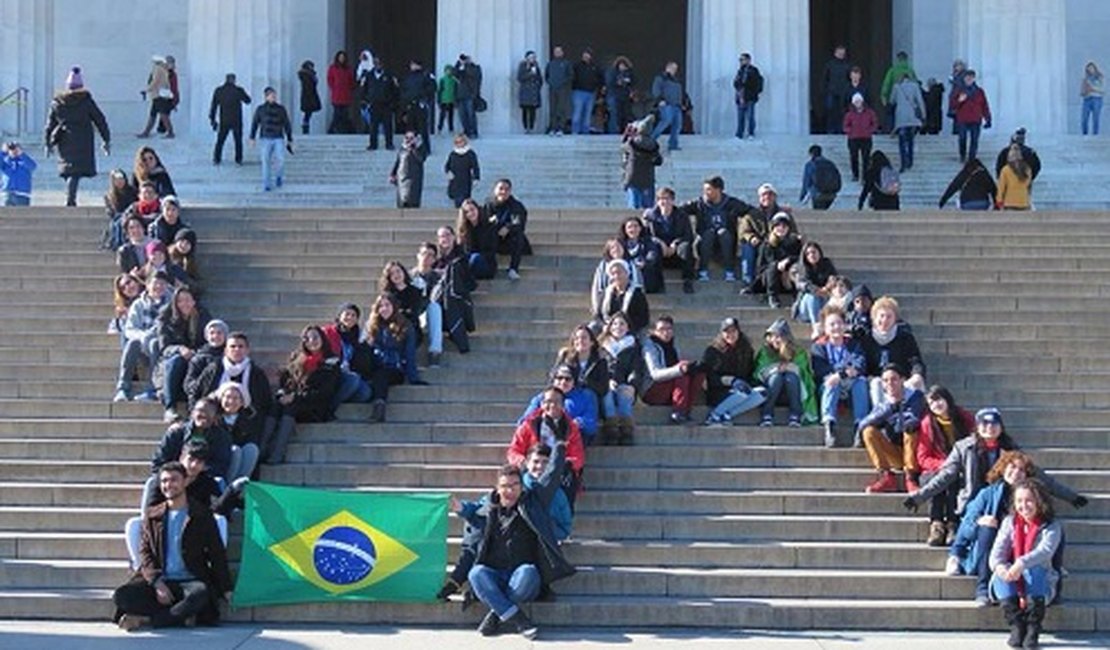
[955,0,1067,135]
[687,0,809,137]
[186,0,294,139]
[436,0,548,135]
[0,0,52,137]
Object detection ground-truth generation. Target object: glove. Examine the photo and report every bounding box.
[902,496,919,512]
[983,121,991,130]
[1072,495,1089,509]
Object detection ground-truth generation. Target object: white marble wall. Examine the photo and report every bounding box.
[436,0,548,135]
[1065,0,1106,135]
[955,0,1068,137]
[0,0,51,138]
[895,0,956,86]
[686,0,809,138]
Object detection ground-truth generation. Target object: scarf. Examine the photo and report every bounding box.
[1011,513,1043,597]
[453,145,471,156]
[604,334,636,359]
[935,414,956,449]
[536,414,567,449]
[219,358,253,407]
[302,351,323,376]
[871,323,898,347]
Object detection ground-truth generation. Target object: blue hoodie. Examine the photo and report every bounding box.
[0,151,37,197]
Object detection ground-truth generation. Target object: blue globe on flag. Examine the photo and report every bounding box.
[313,525,377,585]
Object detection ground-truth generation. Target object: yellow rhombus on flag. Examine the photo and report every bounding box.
[232,482,447,607]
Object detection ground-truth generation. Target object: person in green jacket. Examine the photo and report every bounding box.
[754,318,819,427]
[437,65,457,133]
[880,51,917,131]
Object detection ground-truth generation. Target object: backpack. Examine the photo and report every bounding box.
[878,165,901,195]
[813,158,842,194]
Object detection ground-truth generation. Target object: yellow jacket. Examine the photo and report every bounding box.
[996,165,1031,209]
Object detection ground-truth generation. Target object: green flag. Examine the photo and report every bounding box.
[232,482,447,607]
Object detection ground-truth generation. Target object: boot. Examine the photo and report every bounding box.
[926,520,947,547]
[823,420,838,448]
[617,417,635,446]
[1023,597,1045,649]
[599,419,619,446]
[1001,596,1026,648]
[865,471,899,493]
[368,399,387,423]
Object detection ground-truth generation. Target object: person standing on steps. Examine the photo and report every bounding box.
[733,53,763,139]
[890,73,925,172]
[297,60,321,134]
[389,131,426,209]
[799,144,841,210]
[545,45,573,135]
[570,48,602,135]
[137,56,175,139]
[650,61,684,151]
[842,93,878,183]
[950,68,991,163]
[436,65,457,134]
[326,50,356,134]
[1080,60,1104,135]
[362,56,398,151]
[621,115,662,210]
[207,73,251,166]
[880,51,916,133]
[445,133,480,208]
[399,59,435,157]
[45,66,111,207]
[516,51,543,133]
[823,45,852,134]
[455,54,483,139]
[249,87,293,193]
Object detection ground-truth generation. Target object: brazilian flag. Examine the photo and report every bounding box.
[232,482,447,607]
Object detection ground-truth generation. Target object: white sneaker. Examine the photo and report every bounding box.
[163,408,179,423]
[507,269,521,281]
[944,555,961,576]
[112,390,129,403]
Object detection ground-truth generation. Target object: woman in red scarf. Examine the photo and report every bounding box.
[989,478,1062,649]
[259,325,341,465]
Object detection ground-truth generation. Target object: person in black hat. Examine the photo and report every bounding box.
[994,127,1041,182]
[701,317,762,426]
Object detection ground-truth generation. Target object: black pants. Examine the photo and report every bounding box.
[696,228,735,274]
[521,106,537,131]
[812,193,836,210]
[301,111,314,134]
[112,578,209,627]
[847,137,872,180]
[661,241,696,281]
[370,366,405,402]
[922,470,959,522]
[328,103,354,134]
[213,122,243,164]
[498,230,527,273]
[368,107,394,149]
[438,103,454,132]
[64,176,81,207]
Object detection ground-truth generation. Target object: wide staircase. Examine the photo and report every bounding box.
[0,206,1108,631]
[25,132,1110,210]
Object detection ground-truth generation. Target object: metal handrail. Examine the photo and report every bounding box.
[0,87,30,136]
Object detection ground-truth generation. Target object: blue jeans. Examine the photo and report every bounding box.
[710,382,766,420]
[1082,95,1102,134]
[736,101,757,137]
[819,376,869,425]
[606,94,620,133]
[571,90,594,134]
[2,193,30,206]
[957,123,981,161]
[117,338,155,394]
[603,386,635,418]
[421,302,444,354]
[651,104,681,150]
[795,293,825,324]
[457,98,477,138]
[468,252,497,280]
[991,566,1049,600]
[332,368,372,412]
[626,186,653,210]
[897,126,916,170]
[468,563,541,620]
[259,137,284,189]
[161,354,189,408]
[761,371,801,420]
[739,241,758,286]
[960,199,990,211]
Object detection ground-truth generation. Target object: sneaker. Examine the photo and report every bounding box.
[946,521,958,545]
[428,352,441,368]
[436,579,459,601]
[703,413,723,427]
[738,285,754,296]
[823,421,837,448]
[263,185,272,192]
[927,521,947,547]
[507,269,521,281]
[477,610,501,637]
[117,614,149,632]
[724,271,736,282]
[505,610,538,640]
[133,389,158,402]
[974,594,991,608]
[163,408,179,423]
[787,415,802,428]
[944,555,962,576]
[669,411,689,425]
[759,415,774,427]
[112,390,130,403]
[768,294,782,308]
[682,280,695,294]
[865,471,899,494]
[275,177,283,188]
[697,270,710,282]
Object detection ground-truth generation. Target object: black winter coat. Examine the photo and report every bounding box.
[445,149,480,202]
[190,359,273,419]
[45,89,110,178]
[679,194,752,238]
[151,420,233,480]
[642,206,694,246]
[208,82,251,126]
[556,350,610,404]
[157,307,212,360]
[700,339,756,407]
[276,359,342,423]
[861,325,926,378]
[298,68,322,114]
[621,134,662,190]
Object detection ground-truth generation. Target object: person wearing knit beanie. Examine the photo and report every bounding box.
[66,66,84,90]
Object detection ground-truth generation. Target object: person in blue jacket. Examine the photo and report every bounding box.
[0,141,37,206]
[365,293,425,423]
[518,364,599,444]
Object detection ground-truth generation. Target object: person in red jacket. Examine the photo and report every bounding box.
[326,50,356,134]
[917,385,975,546]
[842,93,878,183]
[507,386,585,508]
[949,69,991,163]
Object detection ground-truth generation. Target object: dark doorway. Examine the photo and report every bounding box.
[809,0,892,133]
[550,0,687,120]
[347,0,436,79]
